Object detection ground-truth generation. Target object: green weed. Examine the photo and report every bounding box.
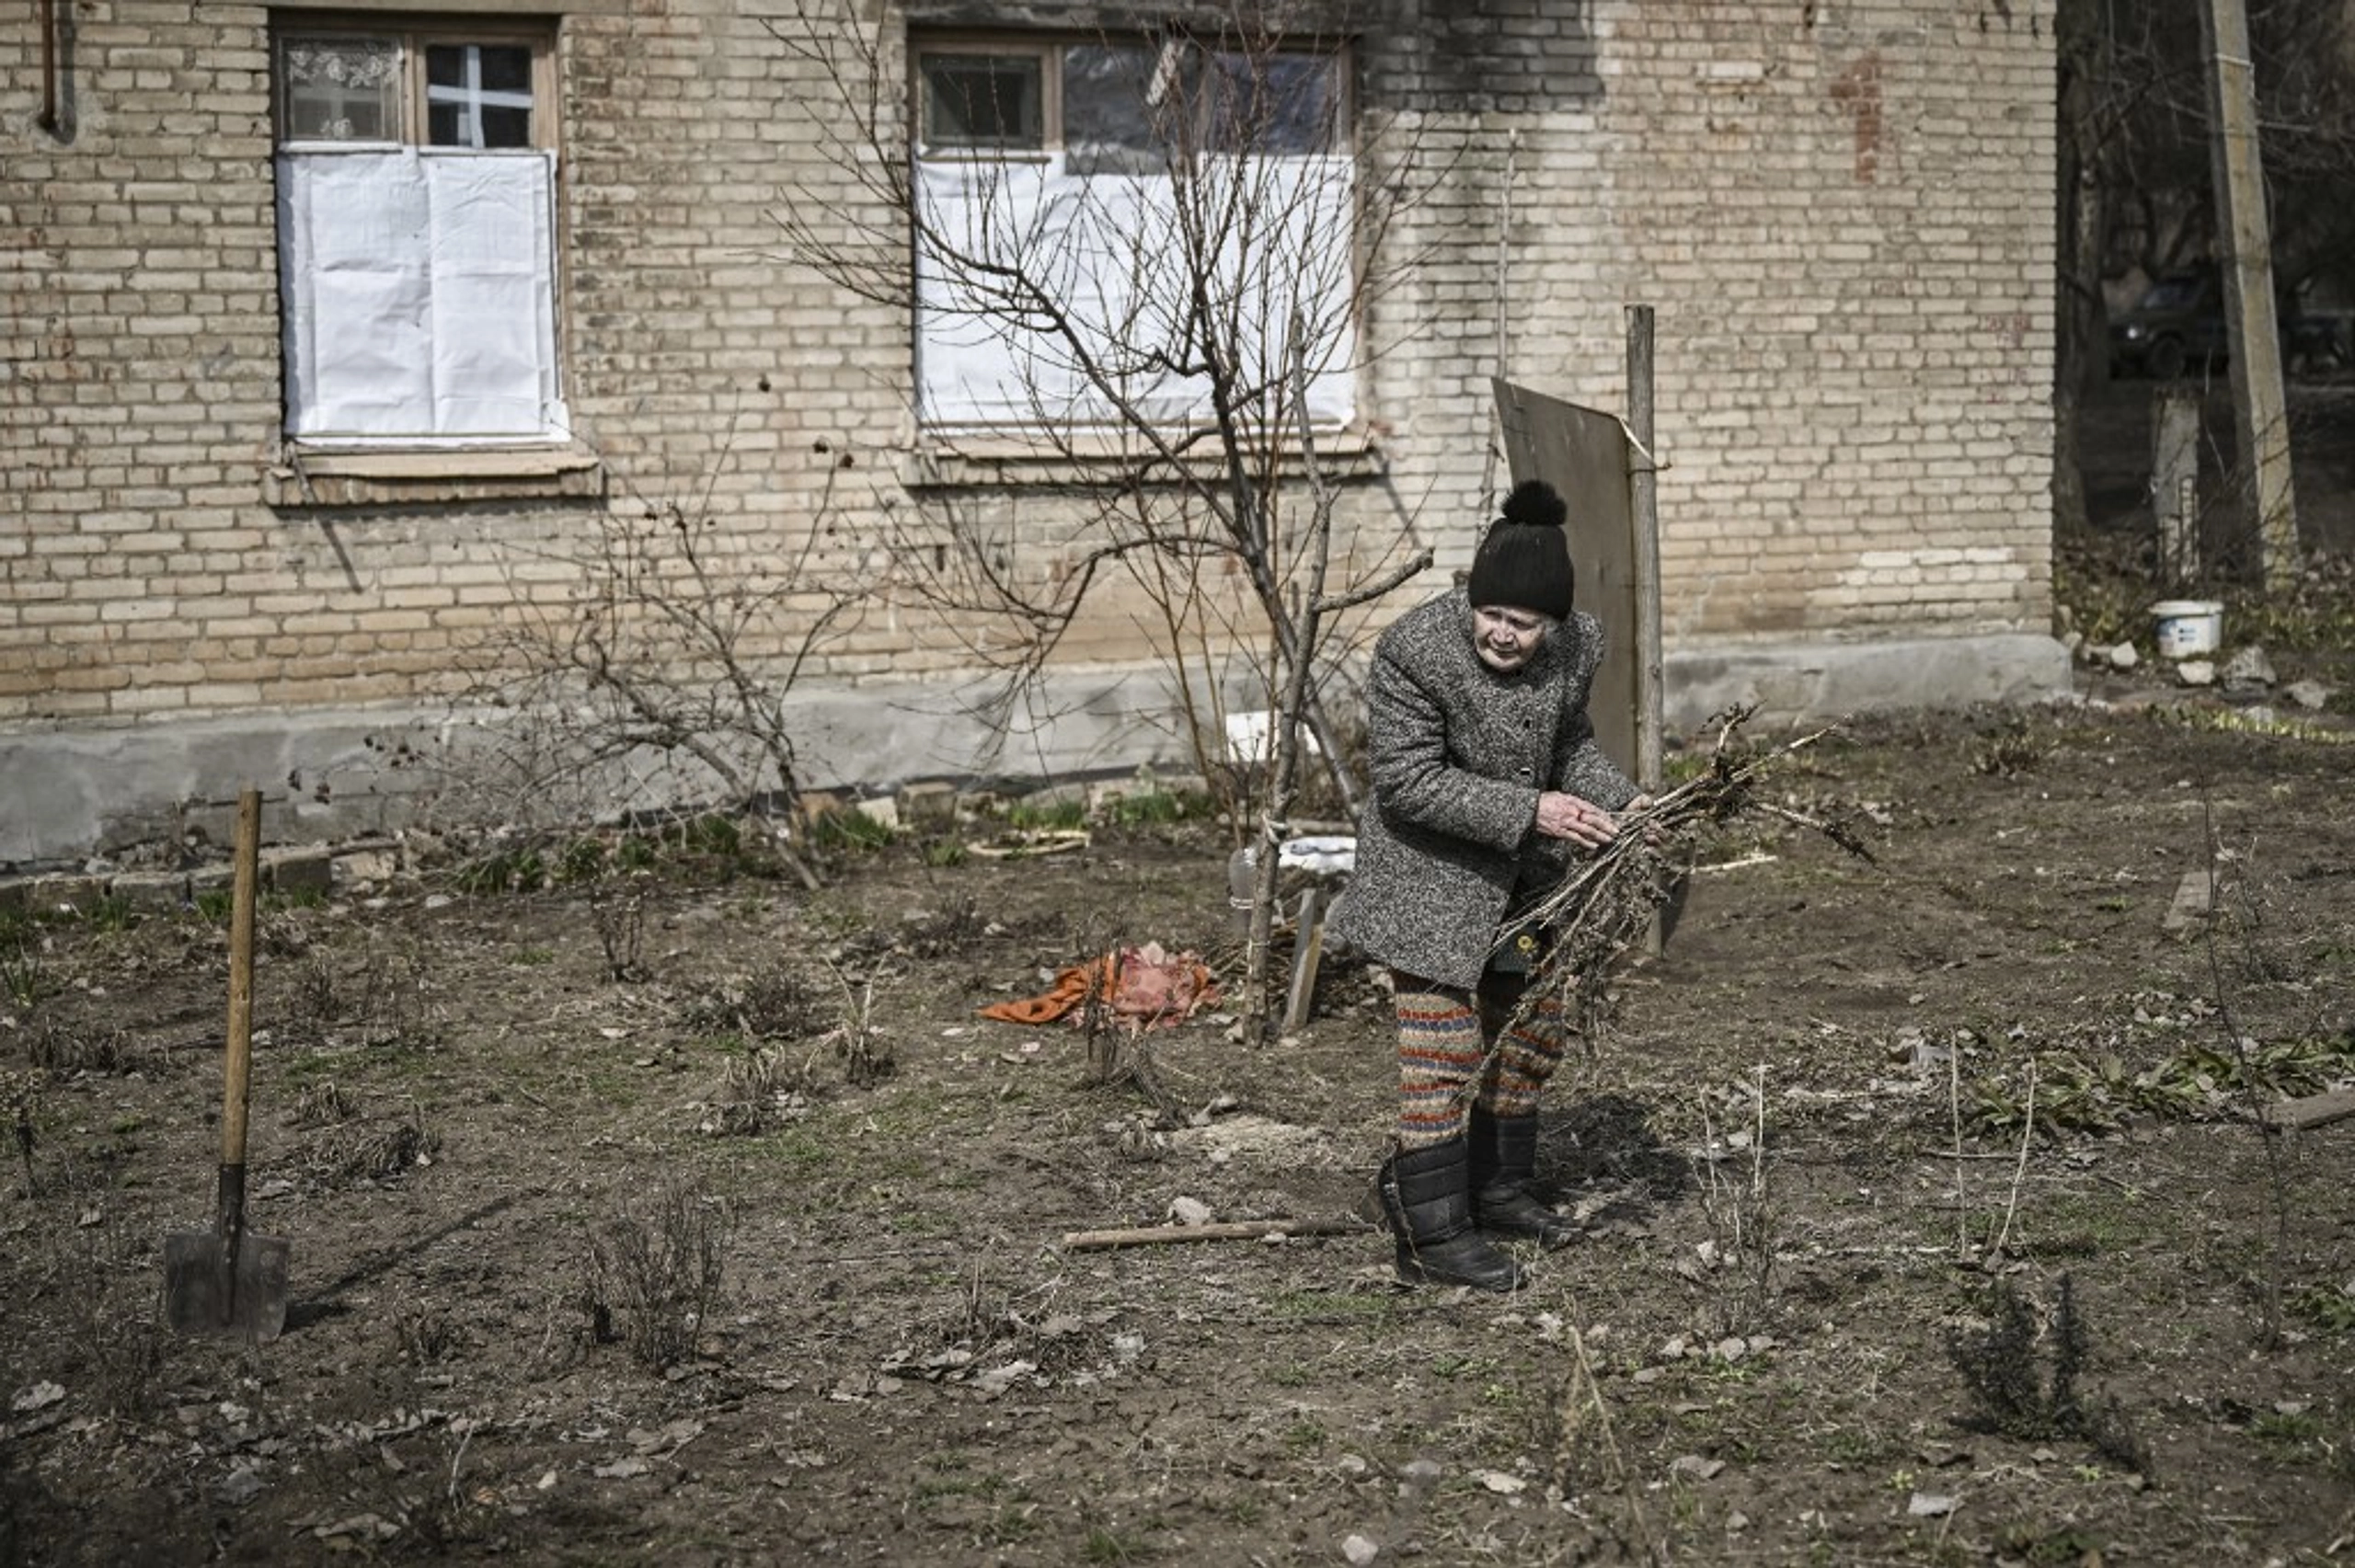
[0,934,47,1011]
[1081,1525,1139,1565]
[456,847,546,895]
[810,808,895,852]
[557,836,609,884]
[1097,788,1208,827]
[663,812,742,859]
[1006,798,1086,831]
[2291,1285,2355,1336]
[1265,1289,1396,1324]
[82,896,138,933]
[1969,1030,2355,1137]
[1820,1426,1883,1467]
[1281,1418,1327,1454]
[2248,1408,2336,1467]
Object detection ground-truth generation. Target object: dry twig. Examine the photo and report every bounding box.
[1510,707,1869,1037]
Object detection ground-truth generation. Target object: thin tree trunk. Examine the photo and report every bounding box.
[2054,0,2111,541]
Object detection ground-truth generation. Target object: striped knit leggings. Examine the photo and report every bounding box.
[1393,968,1568,1150]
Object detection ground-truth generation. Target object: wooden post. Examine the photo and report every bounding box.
[2200,0,2299,586]
[1626,306,1669,958]
[1625,306,1664,795]
[2153,385,2201,585]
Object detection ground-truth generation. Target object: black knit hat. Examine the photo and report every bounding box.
[1465,479,1574,619]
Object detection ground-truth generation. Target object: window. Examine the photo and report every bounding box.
[273,21,566,446]
[911,36,1354,434]
[919,52,1043,151]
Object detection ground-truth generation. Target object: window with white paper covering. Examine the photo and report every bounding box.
[911,36,1355,435]
[273,24,566,445]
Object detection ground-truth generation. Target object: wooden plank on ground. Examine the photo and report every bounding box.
[1062,1217,1367,1251]
[2264,1089,2355,1130]
[1282,887,1325,1033]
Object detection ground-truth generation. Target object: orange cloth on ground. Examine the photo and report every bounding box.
[978,943,1221,1032]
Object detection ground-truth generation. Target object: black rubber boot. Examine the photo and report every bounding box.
[1377,1139,1524,1292]
[1469,1108,1579,1250]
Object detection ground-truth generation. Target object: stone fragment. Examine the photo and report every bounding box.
[109,872,188,912]
[29,876,105,916]
[1397,1458,1444,1496]
[335,849,399,888]
[898,781,959,830]
[2220,645,2276,690]
[260,847,333,896]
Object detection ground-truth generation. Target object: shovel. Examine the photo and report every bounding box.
[164,786,292,1339]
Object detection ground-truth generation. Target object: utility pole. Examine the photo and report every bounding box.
[2200,0,2300,589]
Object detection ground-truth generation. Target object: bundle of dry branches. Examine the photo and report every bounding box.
[1510,706,1873,1033]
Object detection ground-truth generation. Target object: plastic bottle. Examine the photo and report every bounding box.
[1226,844,1258,933]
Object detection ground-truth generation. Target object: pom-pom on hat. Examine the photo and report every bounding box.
[1465,479,1575,620]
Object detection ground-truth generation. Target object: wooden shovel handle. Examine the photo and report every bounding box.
[220,787,260,1171]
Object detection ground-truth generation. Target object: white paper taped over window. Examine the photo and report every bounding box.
[279,148,565,442]
[914,153,1357,431]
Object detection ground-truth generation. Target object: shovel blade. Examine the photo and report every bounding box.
[163,1228,292,1341]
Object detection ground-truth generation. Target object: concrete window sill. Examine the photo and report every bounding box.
[900,428,1390,490]
[265,446,604,508]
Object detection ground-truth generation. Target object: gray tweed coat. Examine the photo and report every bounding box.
[1328,589,1638,990]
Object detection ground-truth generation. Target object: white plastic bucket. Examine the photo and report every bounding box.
[2151,600,2223,659]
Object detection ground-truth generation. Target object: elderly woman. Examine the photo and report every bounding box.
[1331,479,1645,1292]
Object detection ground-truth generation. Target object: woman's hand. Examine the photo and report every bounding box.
[1534,791,1619,849]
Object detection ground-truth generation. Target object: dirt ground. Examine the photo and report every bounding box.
[4,680,2353,1565]
[7,372,2355,1567]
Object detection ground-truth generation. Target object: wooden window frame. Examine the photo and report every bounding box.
[911,34,1349,163]
[267,12,592,503]
[273,17,558,152]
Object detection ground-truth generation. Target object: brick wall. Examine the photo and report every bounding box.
[1365,0,2057,641]
[1,0,2056,855]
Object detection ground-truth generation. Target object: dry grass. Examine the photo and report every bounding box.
[582,1181,732,1372]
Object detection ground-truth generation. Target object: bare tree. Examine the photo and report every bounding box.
[769,1,1444,1025]
[454,409,881,890]
[2057,0,2355,566]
